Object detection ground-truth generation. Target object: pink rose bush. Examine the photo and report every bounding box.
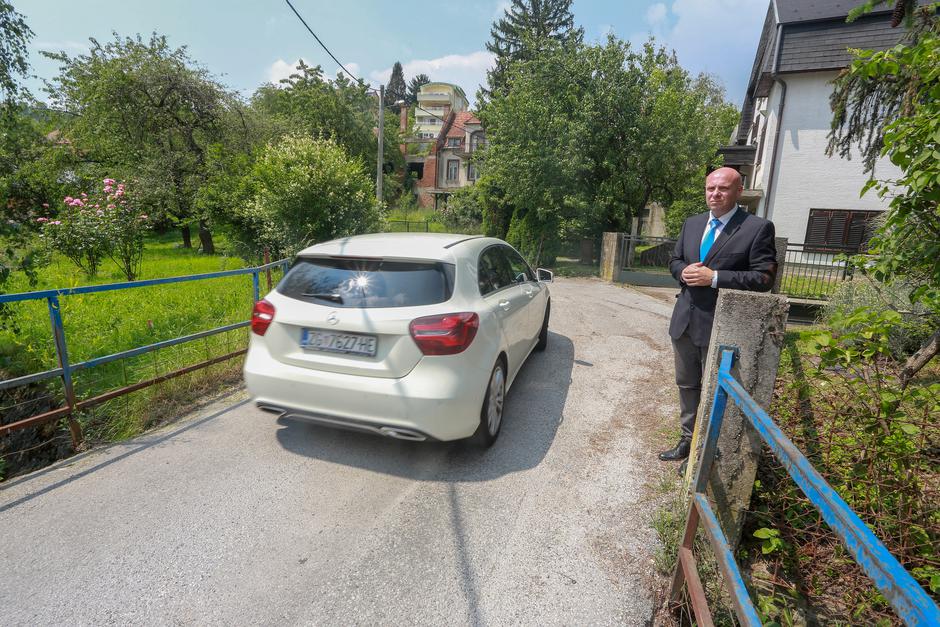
[39,178,151,280]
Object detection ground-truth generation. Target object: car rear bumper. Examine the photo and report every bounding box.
[243,340,491,441]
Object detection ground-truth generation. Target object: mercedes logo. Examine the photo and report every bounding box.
[326,312,339,325]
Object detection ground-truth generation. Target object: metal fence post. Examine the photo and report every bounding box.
[263,248,272,292]
[251,272,260,303]
[47,295,83,447]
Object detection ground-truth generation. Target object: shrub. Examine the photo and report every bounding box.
[439,185,483,233]
[505,207,559,266]
[39,179,150,280]
[822,277,933,359]
[226,134,382,259]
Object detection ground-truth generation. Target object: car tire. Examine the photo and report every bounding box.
[535,300,550,351]
[476,359,506,447]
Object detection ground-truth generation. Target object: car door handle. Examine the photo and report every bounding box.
[499,300,511,310]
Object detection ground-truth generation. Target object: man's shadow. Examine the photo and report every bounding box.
[274,331,575,482]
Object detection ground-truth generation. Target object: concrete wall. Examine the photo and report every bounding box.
[755,72,899,243]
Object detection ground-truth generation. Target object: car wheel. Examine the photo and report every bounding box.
[476,359,506,447]
[535,300,550,351]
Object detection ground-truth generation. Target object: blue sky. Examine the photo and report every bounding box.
[20,0,768,108]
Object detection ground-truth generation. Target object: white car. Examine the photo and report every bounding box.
[244,233,552,446]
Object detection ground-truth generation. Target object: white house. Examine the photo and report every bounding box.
[721,0,913,251]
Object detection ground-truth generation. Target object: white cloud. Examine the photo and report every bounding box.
[371,51,496,107]
[645,3,668,26]
[337,62,361,80]
[630,0,767,103]
[265,58,310,85]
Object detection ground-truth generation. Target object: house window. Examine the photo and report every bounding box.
[804,209,881,251]
[468,164,477,181]
[446,159,459,182]
[446,138,461,148]
[470,132,486,152]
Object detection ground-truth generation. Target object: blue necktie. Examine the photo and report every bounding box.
[700,218,722,262]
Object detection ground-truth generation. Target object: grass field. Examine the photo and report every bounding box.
[0,231,277,447]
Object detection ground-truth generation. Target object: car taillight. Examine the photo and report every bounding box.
[251,299,276,336]
[409,312,479,356]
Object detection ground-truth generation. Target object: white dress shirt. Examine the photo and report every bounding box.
[700,206,738,288]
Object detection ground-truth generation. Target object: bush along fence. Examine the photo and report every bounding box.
[669,290,939,626]
[0,259,289,451]
[600,232,862,300]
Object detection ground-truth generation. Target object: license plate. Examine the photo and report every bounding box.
[301,329,377,357]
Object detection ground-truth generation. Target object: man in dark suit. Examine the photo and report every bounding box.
[659,167,777,462]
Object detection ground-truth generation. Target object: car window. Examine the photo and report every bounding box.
[478,247,513,296]
[278,257,455,308]
[501,246,535,284]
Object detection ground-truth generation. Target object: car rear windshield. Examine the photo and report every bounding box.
[277,257,456,308]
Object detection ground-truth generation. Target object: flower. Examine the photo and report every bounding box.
[42,203,49,208]
[64,196,73,203]
[138,214,148,220]
[69,199,84,207]
[96,209,104,216]
[103,178,115,186]
[51,220,62,225]
[36,217,48,223]
[107,204,115,209]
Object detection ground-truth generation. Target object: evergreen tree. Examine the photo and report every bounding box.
[406,73,430,105]
[385,61,407,109]
[483,0,583,101]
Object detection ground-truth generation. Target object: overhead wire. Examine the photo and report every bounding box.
[282,0,477,139]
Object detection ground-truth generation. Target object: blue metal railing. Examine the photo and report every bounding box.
[0,259,290,444]
[670,347,940,626]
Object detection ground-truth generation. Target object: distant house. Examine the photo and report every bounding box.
[401,83,485,209]
[721,0,913,251]
[414,82,468,139]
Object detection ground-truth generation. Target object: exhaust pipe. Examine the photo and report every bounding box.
[379,427,427,442]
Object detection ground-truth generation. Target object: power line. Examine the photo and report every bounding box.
[283,0,369,87]
[282,0,477,140]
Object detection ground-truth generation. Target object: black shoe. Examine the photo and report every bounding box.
[658,438,691,461]
[677,459,688,478]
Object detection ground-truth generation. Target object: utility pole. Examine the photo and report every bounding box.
[376,84,384,204]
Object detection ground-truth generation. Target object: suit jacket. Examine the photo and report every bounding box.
[668,209,777,347]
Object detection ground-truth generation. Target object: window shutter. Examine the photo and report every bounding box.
[805,210,830,247]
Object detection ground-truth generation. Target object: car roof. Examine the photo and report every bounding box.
[296,232,491,261]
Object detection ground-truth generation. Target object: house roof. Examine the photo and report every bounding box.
[773,0,888,24]
[730,0,921,145]
[445,112,482,138]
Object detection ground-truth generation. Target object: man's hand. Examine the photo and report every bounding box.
[681,262,715,287]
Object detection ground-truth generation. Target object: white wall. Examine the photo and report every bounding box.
[757,71,898,243]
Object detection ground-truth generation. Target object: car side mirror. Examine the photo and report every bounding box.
[537,268,553,282]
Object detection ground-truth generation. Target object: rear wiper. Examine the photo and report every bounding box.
[303,292,344,303]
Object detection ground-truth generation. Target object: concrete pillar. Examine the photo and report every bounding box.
[625,217,639,268]
[772,237,788,294]
[682,289,789,548]
[600,232,625,281]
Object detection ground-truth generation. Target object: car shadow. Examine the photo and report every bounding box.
[274,330,575,482]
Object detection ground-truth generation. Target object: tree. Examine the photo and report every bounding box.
[0,0,32,107]
[224,134,381,259]
[827,3,940,383]
[482,0,583,102]
[406,73,430,105]
[43,34,236,253]
[479,36,736,261]
[251,61,403,194]
[385,61,407,109]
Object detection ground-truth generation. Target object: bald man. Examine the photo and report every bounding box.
[659,167,778,462]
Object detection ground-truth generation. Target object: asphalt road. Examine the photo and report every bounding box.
[0,277,680,626]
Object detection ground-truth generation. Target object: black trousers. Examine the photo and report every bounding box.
[672,331,709,439]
